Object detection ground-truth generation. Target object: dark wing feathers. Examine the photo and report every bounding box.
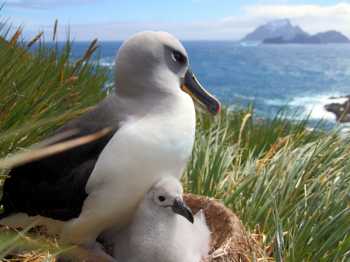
[1,96,120,221]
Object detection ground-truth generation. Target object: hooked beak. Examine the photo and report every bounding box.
[172,197,194,223]
[181,68,221,115]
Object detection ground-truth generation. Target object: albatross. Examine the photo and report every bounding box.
[111,176,211,262]
[0,31,220,260]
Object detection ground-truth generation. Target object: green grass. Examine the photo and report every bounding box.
[0,22,108,161]
[184,110,350,261]
[0,22,108,259]
[1,23,350,261]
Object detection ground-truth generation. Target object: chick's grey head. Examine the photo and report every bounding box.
[114,31,221,114]
[147,177,194,223]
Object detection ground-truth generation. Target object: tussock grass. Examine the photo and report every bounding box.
[184,109,350,261]
[1,22,350,261]
[0,22,107,161]
[0,22,107,259]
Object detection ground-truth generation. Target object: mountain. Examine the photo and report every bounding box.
[242,19,308,42]
[263,30,350,44]
[313,31,350,44]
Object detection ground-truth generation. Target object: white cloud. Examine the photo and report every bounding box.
[244,3,350,18]
[23,19,264,41]
[6,0,99,9]
[241,3,350,36]
[19,2,350,40]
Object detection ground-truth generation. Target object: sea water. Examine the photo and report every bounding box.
[67,41,350,124]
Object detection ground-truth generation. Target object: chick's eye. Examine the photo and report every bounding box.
[158,196,166,202]
[172,50,186,64]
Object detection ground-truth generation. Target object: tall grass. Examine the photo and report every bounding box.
[0,22,107,161]
[1,22,350,261]
[184,109,350,261]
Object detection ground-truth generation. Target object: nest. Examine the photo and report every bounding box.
[1,194,266,262]
[184,194,265,262]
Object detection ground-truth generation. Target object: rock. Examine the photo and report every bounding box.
[325,96,350,123]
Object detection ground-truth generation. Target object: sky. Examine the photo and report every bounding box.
[3,0,350,41]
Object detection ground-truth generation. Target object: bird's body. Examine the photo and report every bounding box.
[111,177,211,262]
[61,91,195,245]
[0,31,220,260]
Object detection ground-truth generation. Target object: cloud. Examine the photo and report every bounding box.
[243,3,350,36]
[19,2,350,40]
[23,18,264,41]
[209,3,347,40]
[244,3,350,18]
[6,0,99,9]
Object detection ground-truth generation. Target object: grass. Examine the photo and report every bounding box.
[0,22,108,259]
[184,110,350,261]
[0,21,107,162]
[1,23,350,261]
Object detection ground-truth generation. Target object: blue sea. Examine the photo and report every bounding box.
[69,41,350,124]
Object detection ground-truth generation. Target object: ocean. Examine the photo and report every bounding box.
[68,41,350,124]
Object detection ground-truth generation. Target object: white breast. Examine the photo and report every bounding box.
[84,93,195,229]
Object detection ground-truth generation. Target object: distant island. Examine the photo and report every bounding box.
[242,19,350,44]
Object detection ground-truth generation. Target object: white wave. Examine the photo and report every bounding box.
[233,94,256,101]
[337,123,350,138]
[264,98,288,106]
[239,41,261,47]
[289,94,348,121]
[99,57,115,68]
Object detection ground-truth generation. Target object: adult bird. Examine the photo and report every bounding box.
[0,31,220,260]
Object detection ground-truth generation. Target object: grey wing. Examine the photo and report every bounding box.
[1,95,122,221]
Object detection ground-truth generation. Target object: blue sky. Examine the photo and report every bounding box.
[4,0,350,40]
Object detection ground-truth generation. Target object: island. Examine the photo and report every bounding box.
[242,19,350,44]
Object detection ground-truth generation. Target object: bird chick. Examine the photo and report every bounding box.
[111,176,211,262]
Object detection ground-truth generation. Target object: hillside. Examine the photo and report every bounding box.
[242,19,307,42]
[264,30,350,44]
[243,19,350,44]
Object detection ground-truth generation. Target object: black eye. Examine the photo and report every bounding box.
[172,50,187,64]
[158,196,166,202]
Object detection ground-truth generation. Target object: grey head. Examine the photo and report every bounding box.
[114,31,221,115]
[145,176,194,223]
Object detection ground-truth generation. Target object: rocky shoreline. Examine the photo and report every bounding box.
[325,96,350,123]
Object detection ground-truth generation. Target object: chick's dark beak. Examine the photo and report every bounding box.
[172,197,194,223]
[181,69,221,115]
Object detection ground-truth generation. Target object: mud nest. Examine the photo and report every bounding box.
[184,194,265,262]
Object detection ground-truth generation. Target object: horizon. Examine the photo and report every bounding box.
[3,1,350,41]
